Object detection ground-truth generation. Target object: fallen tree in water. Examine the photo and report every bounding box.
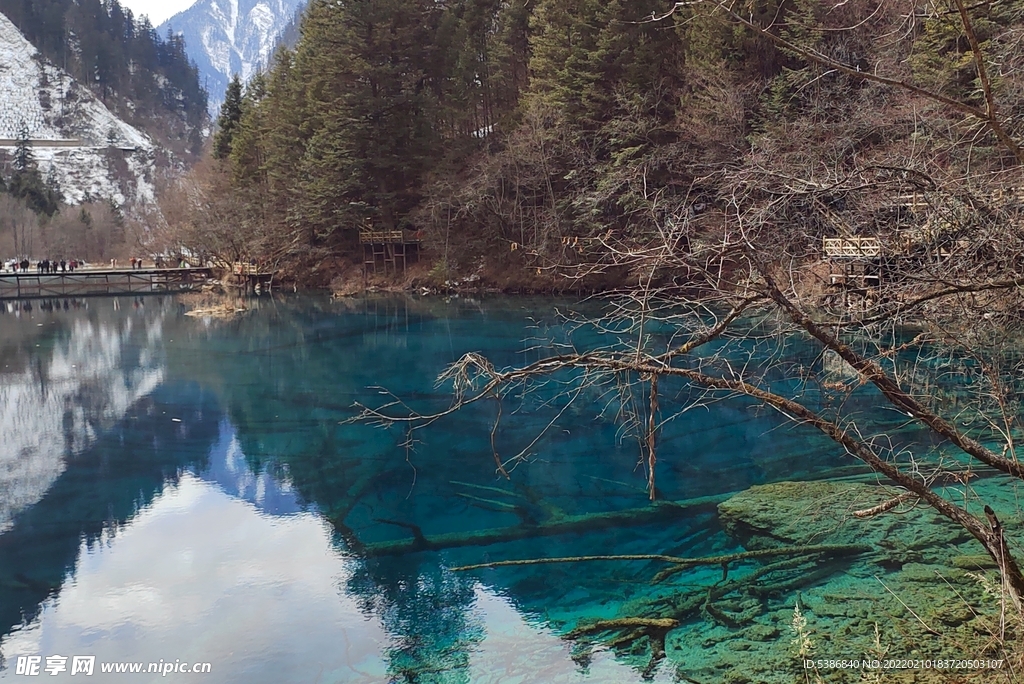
[360,493,729,557]
[449,542,871,574]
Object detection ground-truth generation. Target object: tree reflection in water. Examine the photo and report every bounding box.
[348,559,482,683]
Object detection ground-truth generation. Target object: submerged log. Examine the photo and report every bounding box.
[451,543,871,574]
[566,617,679,640]
[649,543,870,583]
[359,493,730,557]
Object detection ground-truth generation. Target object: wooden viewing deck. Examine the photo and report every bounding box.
[0,267,212,300]
[230,263,276,293]
[359,228,421,274]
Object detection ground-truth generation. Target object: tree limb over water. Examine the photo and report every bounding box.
[355,189,1024,611]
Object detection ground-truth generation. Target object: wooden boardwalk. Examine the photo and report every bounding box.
[0,267,212,300]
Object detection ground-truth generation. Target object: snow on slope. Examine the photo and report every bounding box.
[160,0,303,112]
[0,11,156,206]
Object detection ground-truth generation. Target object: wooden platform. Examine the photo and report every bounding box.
[230,263,276,293]
[359,228,421,274]
[0,267,212,300]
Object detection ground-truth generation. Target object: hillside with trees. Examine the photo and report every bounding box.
[170,0,1024,290]
[0,127,129,262]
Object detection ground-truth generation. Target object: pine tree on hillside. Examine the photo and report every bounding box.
[9,125,61,217]
[288,0,445,238]
[528,0,681,128]
[528,0,605,125]
[13,125,35,174]
[490,0,532,115]
[214,75,244,159]
[230,71,268,185]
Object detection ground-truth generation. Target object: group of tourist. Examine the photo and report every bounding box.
[3,256,191,273]
[38,259,80,273]
[4,258,84,274]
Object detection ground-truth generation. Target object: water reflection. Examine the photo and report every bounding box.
[0,295,929,683]
[1,474,392,684]
[201,420,305,516]
[0,383,219,640]
[0,299,166,534]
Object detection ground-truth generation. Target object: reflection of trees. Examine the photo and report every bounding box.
[0,387,220,638]
[348,559,482,684]
[186,297,500,681]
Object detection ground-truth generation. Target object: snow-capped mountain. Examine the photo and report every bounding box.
[0,12,156,206]
[160,0,304,112]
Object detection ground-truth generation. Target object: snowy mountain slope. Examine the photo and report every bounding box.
[160,0,304,112]
[0,11,156,206]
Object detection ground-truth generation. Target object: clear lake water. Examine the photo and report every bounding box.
[0,294,1015,683]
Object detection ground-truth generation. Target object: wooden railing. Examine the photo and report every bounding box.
[823,237,881,258]
[358,228,423,244]
[359,229,405,244]
[233,262,264,275]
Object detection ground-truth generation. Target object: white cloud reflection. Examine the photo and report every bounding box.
[0,469,661,683]
[1,474,390,683]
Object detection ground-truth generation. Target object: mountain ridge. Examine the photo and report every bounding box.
[160,0,304,111]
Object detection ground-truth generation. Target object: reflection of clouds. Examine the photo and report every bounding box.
[468,589,672,683]
[0,315,164,533]
[0,473,652,684]
[0,475,390,684]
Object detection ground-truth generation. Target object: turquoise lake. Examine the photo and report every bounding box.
[0,295,1014,683]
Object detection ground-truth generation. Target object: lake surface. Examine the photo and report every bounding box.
[0,295,1012,683]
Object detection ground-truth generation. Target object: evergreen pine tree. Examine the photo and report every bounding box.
[230,71,268,185]
[288,0,444,237]
[528,0,605,125]
[214,75,245,159]
[9,125,61,217]
[13,124,35,173]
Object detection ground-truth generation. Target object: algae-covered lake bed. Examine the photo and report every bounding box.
[0,294,1017,683]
